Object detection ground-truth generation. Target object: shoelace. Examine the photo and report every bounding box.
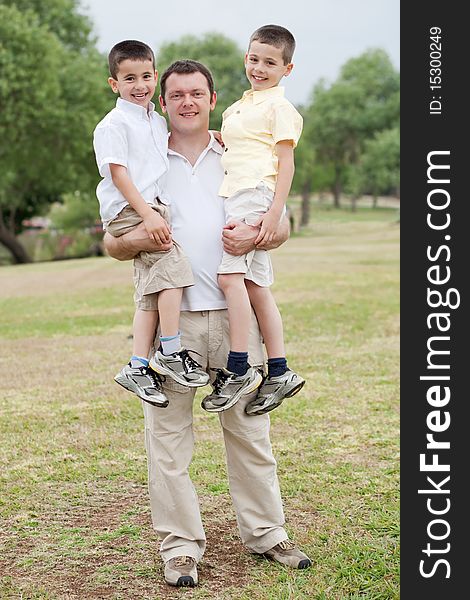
[210,368,231,393]
[145,366,165,388]
[179,349,204,373]
[278,539,296,551]
[173,556,194,567]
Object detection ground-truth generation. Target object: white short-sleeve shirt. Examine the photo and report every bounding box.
[93,98,169,226]
[161,134,227,312]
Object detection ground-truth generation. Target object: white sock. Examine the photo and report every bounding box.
[130,356,149,368]
[160,333,182,356]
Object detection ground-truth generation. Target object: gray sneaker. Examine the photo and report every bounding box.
[149,348,209,387]
[263,539,312,569]
[245,369,305,415]
[164,555,198,587]
[114,363,168,407]
[201,367,263,413]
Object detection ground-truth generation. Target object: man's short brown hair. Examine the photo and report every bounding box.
[249,25,296,64]
[108,40,155,79]
[160,60,215,102]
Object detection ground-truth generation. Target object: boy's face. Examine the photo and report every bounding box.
[245,40,293,91]
[108,59,157,109]
[159,72,217,135]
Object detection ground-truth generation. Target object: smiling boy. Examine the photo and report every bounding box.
[201,25,305,416]
[93,40,209,408]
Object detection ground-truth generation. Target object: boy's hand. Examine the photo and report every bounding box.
[254,209,282,245]
[210,130,225,147]
[104,223,172,261]
[143,211,171,244]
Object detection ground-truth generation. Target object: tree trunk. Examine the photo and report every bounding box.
[350,195,358,212]
[333,166,341,208]
[372,194,378,208]
[0,215,32,263]
[300,181,311,227]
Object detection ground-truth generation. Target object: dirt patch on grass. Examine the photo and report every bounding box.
[0,483,257,599]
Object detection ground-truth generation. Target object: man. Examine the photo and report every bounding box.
[104,60,311,588]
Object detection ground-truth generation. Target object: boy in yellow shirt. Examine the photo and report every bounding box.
[202,25,305,415]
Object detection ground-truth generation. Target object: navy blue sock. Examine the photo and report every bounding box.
[267,357,288,377]
[227,351,249,376]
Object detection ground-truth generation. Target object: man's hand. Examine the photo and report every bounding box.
[222,221,258,256]
[222,216,290,256]
[104,222,172,261]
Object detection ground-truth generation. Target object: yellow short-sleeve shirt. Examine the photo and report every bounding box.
[219,86,303,198]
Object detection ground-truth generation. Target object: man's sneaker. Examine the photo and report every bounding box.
[201,366,263,413]
[263,539,312,569]
[149,348,209,388]
[245,369,305,415]
[114,363,168,407]
[164,556,198,587]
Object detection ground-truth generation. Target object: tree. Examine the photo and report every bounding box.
[308,49,399,208]
[350,127,400,206]
[292,96,344,226]
[1,0,96,51]
[291,135,315,227]
[0,1,112,263]
[156,33,246,129]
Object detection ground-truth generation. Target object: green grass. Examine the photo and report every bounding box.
[0,207,399,599]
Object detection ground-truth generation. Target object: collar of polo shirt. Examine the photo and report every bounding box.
[241,85,286,105]
[168,131,224,160]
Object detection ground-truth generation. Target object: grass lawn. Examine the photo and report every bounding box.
[0,206,399,599]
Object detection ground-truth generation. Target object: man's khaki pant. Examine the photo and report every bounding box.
[142,309,287,563]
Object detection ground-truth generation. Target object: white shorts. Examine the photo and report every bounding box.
[218,183,281,287]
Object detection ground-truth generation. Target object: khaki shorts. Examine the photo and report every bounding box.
[218,184,276,287]
[107,204,194,310]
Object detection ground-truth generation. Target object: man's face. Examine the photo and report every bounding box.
[108,59,157,109]
[159,72,216,133]
[245,41,293,91]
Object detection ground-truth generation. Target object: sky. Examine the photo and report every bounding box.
[78,0,400,106]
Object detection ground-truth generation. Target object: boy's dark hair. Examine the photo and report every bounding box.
[108,40,155,79]
[249,24,296,64]
[160,60,215,102]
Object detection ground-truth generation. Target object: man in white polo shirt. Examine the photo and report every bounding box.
[104,60,311,588]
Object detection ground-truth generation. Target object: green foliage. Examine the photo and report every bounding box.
[0,0,113,261]
[292,112,335,198]
[156,33,246,129]
[48,192,100,233]
[1,0,95,50]
[291,112,315,195]
[300,49,399,205]
[356,127,400,198]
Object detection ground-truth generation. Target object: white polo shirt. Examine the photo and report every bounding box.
[93,98,169,227]
[161,134,227,312]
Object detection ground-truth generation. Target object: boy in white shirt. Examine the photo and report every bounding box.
[93,40,209,407]
[202,25,305,415]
